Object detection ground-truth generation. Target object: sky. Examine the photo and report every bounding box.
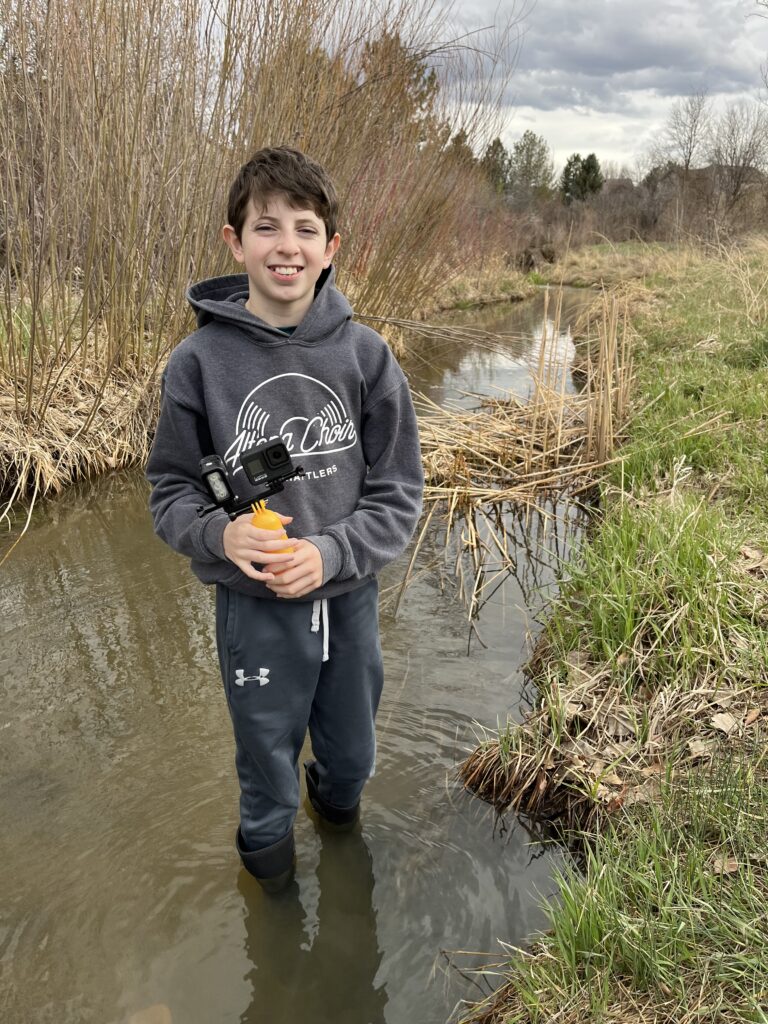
[445,0,768,176]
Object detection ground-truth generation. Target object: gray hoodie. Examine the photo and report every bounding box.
[145,267,424,600]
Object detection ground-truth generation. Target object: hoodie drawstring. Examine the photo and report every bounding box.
[310,599,329,662]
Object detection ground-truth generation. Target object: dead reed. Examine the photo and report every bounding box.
[408,290,633,616]
[1,0,521,519]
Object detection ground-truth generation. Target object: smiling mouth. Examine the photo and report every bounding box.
[269,265,303,277]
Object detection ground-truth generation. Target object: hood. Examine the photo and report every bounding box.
[186,265,353,344]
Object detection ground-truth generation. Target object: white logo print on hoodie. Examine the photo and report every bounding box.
[224,372,357,475]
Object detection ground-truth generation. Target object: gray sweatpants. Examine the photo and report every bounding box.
[215,579,383,850]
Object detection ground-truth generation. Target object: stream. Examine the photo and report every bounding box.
[0,288,592,1024]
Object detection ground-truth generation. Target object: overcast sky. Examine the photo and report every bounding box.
[446,0,768,175]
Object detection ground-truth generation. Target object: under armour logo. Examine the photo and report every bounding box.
[234,668,270,687]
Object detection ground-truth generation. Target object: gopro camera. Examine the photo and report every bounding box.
[241,439,293,488]
[197,439,303,520]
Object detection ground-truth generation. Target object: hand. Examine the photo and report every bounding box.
[265,539,324,599]
[222,512,294,582]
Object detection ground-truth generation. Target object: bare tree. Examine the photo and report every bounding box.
[652,90,711,171]
[756,1,768,94]
[707,100,768,213]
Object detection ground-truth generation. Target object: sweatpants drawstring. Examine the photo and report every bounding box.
[310,599,330,662]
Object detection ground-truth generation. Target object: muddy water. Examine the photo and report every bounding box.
[0,289,591,1024]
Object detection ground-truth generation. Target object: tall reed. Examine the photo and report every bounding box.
[0,0,519,508]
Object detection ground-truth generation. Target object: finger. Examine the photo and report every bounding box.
[246,550,296,564]
[276,513,293,525]
[267,571,316,596]
[246,527,291,543]
[237,561,275,582]
[254,537,296,551]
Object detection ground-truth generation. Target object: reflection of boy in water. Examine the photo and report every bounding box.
[238,822,387,1024]
[146,148,423,890]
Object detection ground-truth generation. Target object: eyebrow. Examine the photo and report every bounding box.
[252,214,320,225]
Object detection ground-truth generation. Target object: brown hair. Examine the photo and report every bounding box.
[226,147,339,241]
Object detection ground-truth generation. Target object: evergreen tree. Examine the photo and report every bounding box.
[581,153,604,196]
[559,152,604,203]
[559,153,583,204]
[508,130,555,199]
[480,136,510,193]
[447,128,476,166]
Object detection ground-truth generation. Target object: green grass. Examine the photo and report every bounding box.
[462,240,768,1024]
[547,498,768,693]
[500,759,768,1023]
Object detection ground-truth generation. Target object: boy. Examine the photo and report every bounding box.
[146,147,424,892]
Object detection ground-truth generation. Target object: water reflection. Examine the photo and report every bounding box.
[239,818,385,1024]
[0,292,587,1023]
[402,287,592,408]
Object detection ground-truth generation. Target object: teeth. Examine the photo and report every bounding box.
[272,266,300,276]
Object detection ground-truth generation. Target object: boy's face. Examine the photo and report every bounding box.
[222,195,340,327]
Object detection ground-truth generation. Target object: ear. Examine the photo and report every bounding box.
[222,224,245,263]
[323,232,341,267]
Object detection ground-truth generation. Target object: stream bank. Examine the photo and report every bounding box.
[459,239,768,1024]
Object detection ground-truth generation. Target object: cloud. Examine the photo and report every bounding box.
[500,0,765,107]
[442,0,768,169]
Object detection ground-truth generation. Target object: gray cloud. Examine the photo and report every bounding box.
[446,0,768,113]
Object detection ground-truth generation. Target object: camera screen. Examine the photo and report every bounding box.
[242,452,265,477]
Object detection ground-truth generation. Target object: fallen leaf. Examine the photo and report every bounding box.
[562,737,599,760]
[640,762,665,776]
[601,772,624,787]
[565,650,591,685]
[745,708,762,727]
[623,778,662,806]
[739,545,768,576]
[564,702,584,722]
[688,738,717,760]
[712,690,735,709]
[565,649,589,669]
[740,544,767,564]
[593,707,636,738]
[710,855,739,875]
[604,740,634,759]
[712,712,739,736]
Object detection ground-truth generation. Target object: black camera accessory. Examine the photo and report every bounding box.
[197,439,303,520]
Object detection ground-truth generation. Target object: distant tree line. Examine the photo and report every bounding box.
[454,91,768,257]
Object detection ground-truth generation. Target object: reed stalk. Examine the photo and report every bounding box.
[411,290,633,613]
[1,0,521,516]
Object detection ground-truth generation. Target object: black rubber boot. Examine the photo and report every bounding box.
[235,827,296,894]
[304,760,360,832]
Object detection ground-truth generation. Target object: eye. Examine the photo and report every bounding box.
[298,227,318,236]
[254,224,275,233]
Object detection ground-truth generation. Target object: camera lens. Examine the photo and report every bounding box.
[264,444,289,468]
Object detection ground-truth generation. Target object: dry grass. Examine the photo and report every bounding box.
[458,496,768,823]
[539,240,704,290]
[415,253,536,316]
[0,360,158,557]
[406,290,632,615]
[1,0,522,516]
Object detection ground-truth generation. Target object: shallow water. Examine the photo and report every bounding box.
[0,289,591,1023]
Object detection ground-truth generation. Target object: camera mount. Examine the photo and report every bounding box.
[196,440,304,520]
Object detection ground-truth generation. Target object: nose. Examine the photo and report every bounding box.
[275,231,300,256]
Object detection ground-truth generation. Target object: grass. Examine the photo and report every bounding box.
[418,254,536,316]
[406,291,631,617]
[1,0,520,515]
[458,237,768,1024]
[467,758,768,1024]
